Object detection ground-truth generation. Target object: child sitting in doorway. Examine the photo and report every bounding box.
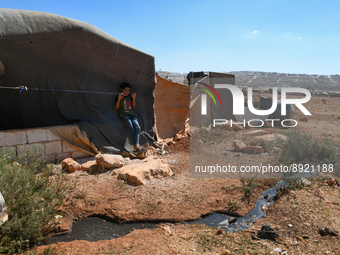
[115,82,141,151]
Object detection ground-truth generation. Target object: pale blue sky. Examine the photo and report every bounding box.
[2,0,340,75]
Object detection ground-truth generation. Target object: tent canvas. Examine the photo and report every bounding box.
[154,75,190,140]
[0,8,156,154]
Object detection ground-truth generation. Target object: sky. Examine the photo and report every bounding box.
[2,0,340,75]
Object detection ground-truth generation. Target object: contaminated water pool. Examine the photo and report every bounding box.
[46,183,279,244]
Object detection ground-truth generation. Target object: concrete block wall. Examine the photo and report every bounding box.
[0,125,92,163]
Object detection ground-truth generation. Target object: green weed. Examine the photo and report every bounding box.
[277,129,339,165]
[0,149,68,254]
[240,178,257,203]
[225,199,239,213]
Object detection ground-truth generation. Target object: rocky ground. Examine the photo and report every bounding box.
[34,94,340,255]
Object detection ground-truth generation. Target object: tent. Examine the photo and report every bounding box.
[0,8,156,154]
[154,75,190,140]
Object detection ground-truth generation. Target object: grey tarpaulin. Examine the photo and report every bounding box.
[0,8,156,153]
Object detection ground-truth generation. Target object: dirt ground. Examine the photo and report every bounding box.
[35,94,340,255]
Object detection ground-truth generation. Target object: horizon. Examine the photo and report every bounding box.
[158,70,340,76]
[1,1,340,76]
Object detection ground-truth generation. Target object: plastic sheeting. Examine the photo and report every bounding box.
[154,75,190,140]
[50,125,99,155]
[0,9,156,153]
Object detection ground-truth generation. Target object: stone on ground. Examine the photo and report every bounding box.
[95,153,124,169]
[61,158,81,173]
[257,224,279,240]
[233,140,246,152]
[232,123,244,131]
[114,157,173,185]
[244,146,264,154]
[254,133,287,141]
[80,160,98,171]
[244,129,270,136]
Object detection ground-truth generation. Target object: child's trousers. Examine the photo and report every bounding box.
[121,114,140,146]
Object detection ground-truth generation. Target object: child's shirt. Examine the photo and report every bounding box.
[117,95,134,118]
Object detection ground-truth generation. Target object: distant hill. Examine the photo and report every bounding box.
[157,71,188,84]
[157,71,340,92]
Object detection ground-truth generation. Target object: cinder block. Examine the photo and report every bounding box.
[62,141,80,153]
[43,155,56,163]
[17,144,44,158]
[46,130,61,141]
[71,150,92,159]
[45,141,62,155]
[27,129,47,143]
[0,130,27,147]
[56,152,70,162]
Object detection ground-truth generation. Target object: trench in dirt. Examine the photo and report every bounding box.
[45,182,282,244]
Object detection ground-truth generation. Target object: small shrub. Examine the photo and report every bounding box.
[240,178,257,203]
[0,149,68,254]
[275,177,304,194]
[225,199,239,213]
[284,177,306,189]
[277,129,339,165]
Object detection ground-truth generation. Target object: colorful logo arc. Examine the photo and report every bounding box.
[197,82,222,106]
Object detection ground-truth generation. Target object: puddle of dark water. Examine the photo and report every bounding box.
[46,218,157,244]
[189,184,278,232]
[46,180,288,244]
[46,184,278,244]
[226,186,277,232]
[190,212,230,227]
